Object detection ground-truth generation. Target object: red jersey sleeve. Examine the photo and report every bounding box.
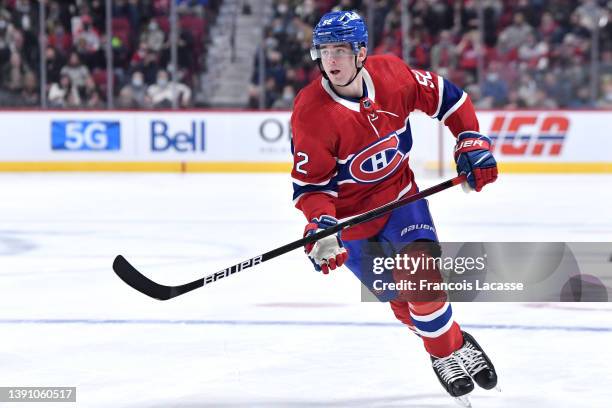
[290,94,338,221]
[398,59,480,136]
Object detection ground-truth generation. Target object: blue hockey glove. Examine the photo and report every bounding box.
[454,132,498,192]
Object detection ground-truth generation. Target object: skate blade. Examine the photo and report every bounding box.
[494,385,502,392]
[453,395,472,408]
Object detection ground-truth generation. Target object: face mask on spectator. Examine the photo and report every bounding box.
[486,73,499,82]
[132,77,143,87]
[157,78,168,87]
[277,4,288,14]
[282,90,294,101]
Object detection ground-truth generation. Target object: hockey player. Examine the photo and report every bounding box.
[290,10,498,404]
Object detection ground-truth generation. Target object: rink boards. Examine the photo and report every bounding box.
[0,110,610,173]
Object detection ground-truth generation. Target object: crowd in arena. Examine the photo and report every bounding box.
[251,0,612,109]
[0,0,220,108]
[1,0,612,109]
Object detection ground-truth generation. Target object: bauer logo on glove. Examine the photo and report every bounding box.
[454,131,498,192]
[303,215,349,274]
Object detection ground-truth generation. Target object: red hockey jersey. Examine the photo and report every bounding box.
[291,54,480,240]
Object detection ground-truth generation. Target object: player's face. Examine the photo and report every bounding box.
[319,43,365,85]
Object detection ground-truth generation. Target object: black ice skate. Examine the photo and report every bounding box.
[454,331,498,390]
[430,352,474,407]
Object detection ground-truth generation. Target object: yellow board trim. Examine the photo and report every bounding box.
[187,162,292,173]
[425,161,612,174]
[0,161,293,173]
[498,162,612,173]
[0,161,610,173]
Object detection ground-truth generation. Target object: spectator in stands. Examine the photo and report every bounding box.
[89,0,106,33]
[456,29,480,78]
[117,87,135,108]
[498,12,533,53]
[141,20,166,53]
[481,62,509,107]
[119,71,148,107]
[73,15,101,55]
[81,76,103,107]
[48,73,80,108]
[263,77,279,108]
[373,34,401,57]
[74,15,104,68]
[1,52,31,96]
[45,46,65,84]
[532,88,559,109]
[598,75,612,108]
[177,29,196,72]
[0,18,9,56]
[517,72,539,107]
[130,41,150,67]
[568,85,593,108]
[85,89,104,108]
[47,23,72,57]
[131,44,162,86]
[12,0,38,69]
[518,32,549,70]
[504,89,527,109]
[60,52,91,92]
[152,0,170,17]
[430,30,457,72]
[147,69,192,108]
[272,84,295,109]
[0,0,609,109]
[18,71,39,107]
[538,11,561,43]
[114,0,140,31]
[46,2,69,31]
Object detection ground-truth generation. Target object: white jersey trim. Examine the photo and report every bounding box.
[441,91,467,124]
[337,179,357,185]
[376,110,399,117]
[320,68,376,113]
[291,173,336,187]
[336,154,355,164]
[395,180,414,200]
[431,75,445,119]
[293,190,338,205]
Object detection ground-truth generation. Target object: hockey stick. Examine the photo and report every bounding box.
[113,174,466,300]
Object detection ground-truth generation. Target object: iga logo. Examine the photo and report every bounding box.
[489,114,569,156]
[349,134,404,183]
[52,121,120,151]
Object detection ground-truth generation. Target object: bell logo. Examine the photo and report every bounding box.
[489,114,569,156]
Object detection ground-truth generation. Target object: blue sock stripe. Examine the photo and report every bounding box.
[410,304,453,333]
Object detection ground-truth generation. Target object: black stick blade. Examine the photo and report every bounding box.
[112,255,175,300]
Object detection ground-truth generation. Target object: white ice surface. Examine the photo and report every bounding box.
[0,173,611,407]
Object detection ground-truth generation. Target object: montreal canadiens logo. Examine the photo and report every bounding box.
[349,134,404,183]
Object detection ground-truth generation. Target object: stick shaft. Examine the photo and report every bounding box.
[113,175,466,300]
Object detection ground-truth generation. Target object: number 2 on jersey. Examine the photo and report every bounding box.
[296,152,309,175]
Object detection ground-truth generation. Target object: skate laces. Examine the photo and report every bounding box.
[432,355,469,383]
[455,342,488,376]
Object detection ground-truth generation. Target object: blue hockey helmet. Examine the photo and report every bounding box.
[310,10,368,61]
